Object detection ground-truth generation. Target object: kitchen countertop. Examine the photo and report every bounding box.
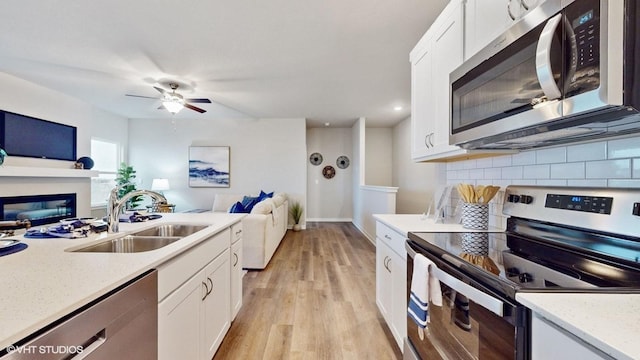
[0,212,245,350]
[372,213,504,236]
[517,292,640,360]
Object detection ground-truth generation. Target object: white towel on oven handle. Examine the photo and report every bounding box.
[407,253,443,329]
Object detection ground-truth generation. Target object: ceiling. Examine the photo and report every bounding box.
[0,0,448,128]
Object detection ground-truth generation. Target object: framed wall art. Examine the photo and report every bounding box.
[188,146,230,187]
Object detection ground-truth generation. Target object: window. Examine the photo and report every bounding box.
[90,138,121,207]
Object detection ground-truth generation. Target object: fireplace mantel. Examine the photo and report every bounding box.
[0,166,98,178]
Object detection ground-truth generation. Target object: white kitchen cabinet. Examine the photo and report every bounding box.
[157,226,236,360]
[230,222,243,320]
[531,313,611,360]
[465,0,543,60]
[375,221,407,351]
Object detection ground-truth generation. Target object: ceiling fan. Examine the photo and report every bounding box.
[126,83,212,114]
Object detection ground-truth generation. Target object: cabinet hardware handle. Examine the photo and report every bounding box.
[202,281,210,300]
[207,277,214,296]
[235,229,242,235]
[424,134,430,148]
[520,0,529,11]
[386,257,392,273]
[507,0,516,20]
[384,234,391,240]
[233,253,239,266]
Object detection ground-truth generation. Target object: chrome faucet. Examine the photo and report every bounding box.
[107,185,167,233]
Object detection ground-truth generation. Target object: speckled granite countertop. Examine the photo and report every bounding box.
[0,212,244,350]
[517,293,640,360]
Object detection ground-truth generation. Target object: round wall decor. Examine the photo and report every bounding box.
[309,152,323,166]
[322,165,336,179]
[336,155,350,169]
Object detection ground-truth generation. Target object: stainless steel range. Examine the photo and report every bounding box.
[405,185,640,360]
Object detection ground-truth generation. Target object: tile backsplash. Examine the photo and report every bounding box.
[445,135,640,228]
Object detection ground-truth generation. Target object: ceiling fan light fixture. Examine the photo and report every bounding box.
[162,100,184,114]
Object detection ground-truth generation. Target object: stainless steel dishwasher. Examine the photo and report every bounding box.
[3,270,158,360]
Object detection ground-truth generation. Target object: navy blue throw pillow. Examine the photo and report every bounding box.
[241,196,260,212]
[229,201,247,213]
[258,190,274,202]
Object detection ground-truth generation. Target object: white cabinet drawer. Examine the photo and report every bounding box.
[157,228,230,301]
[231,222,243,244]
[376,222,406,258]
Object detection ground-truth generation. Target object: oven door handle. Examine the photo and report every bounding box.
[406,241,505,317]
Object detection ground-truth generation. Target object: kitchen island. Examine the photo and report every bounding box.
[0,212,244,355]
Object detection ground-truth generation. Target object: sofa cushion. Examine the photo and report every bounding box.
[213,194,243,212]
[272,193,287,207]
[229,201,248,213]
[250,198,275,215]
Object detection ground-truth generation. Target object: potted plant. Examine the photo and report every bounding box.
[115,162,143,210]
[289,201,304,231]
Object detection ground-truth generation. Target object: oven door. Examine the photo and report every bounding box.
[405,241,528,360]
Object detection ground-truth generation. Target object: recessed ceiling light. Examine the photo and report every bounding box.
[394,106,403,111]
[324,122,330,127]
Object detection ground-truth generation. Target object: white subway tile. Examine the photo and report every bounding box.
[608,136,640,159]
[469,169,484,179]
[567,179,608,187]
[536,147,566,164]
[586,159,631,179]
[484,168,502,180]
[511,179,535,185]
[512,151,536,165]
[492,155,512,167]
[476,158,493,168]
[501,166,523,179]
[457,169,470,179]
[523,164,550,179]
[461,160,478,169]
[608,179,640,188]
[550,162,585,179]
[536,179,567,186]
[567,142,607,162]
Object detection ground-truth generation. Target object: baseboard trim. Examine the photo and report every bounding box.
[306,218,353,222]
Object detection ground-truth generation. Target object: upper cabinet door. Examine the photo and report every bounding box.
[465,0,545,60]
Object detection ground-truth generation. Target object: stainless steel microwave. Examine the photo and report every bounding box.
[450,0,640,150]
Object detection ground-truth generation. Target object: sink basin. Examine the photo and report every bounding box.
[131,224,209,237]
[72,235,182,253]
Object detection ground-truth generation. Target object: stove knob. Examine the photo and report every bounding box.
[507,194,521,203]
[520,195,533,204]
[518,273,533,283]
[506,267,520,277]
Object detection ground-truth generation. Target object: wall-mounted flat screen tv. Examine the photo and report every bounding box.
[0,110,77,161]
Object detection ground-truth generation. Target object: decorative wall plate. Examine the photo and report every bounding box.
[309,152,323,166]
[322,165,336,179]
[336,155,350,169]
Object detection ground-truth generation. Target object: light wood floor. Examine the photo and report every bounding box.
[213,222,402,360]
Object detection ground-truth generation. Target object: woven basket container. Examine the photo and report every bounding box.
[461,203,489,230]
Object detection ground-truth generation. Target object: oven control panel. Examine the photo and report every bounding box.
[502,185,640,238]
[545,194,613,214]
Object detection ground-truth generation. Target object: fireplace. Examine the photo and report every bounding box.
[0,193,77,226]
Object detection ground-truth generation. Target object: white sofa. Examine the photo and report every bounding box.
[212,192,288,269]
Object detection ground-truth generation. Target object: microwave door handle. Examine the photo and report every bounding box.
[535,13,563,100]
[432,265,505,317]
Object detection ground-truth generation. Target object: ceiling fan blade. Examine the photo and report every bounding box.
[153,86,167,95]
[126,94,159,99]
[185,98,212,103]
[184,103,207,113]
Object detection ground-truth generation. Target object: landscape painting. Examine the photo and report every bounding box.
[189,146,230,187]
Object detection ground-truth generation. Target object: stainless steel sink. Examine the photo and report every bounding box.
[71,224,210,253]
[131,224,209,237]
[72,235,182,253]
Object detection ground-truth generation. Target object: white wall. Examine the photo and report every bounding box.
[365,128,393,186]
[306,127,353,221]
[392,117,446,214]
[351,118,365,230]
[127,117,307,218]
[0,73,119,217]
